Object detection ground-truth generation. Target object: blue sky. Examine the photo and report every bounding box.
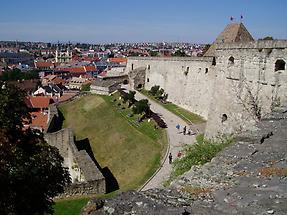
[0,0,287,43]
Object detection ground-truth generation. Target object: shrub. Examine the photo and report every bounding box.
[149,85,160,96]
[132,99,150,115]
[122,90,136,104]
[155,88,164,99]
[162,93,168,102]
[81,83,91,92]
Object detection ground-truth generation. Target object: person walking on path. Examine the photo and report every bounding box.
[169,153,173,164]
[176,124,180,132]
[183,126,187,135]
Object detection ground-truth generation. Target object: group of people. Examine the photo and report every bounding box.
[168,151,182,164]
[176,124,195,135]
[168,124,197,164]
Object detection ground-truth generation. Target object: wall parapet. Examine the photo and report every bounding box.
[128,56,213,62]
[217,40,287,50]
[55,178,106,199]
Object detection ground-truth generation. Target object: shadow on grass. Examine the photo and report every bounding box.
[75,138,119,193]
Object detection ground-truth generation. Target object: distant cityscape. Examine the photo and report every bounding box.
[0,40,206,59]
[0,40,205,131]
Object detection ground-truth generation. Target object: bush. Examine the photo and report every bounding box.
[149,85,160,96]
[1,69,40,81]
[132,99,150,115]
[81,83,91,92]
[155,88,164,99]
[122,90,135,104]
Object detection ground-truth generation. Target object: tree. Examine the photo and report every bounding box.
[0,82,71,215]
[172,50,187,57]
[81,83,91,92]
[122,91,136,105]
[132,99,150,115]
[260,36,274,40]
[1,69,40,81]
[155,88,164,99]
[149,50,159,57]
[149,85,160,96]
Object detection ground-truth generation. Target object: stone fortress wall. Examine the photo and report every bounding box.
[127,38,287,137]
[44,105,106,197]
[127,56,216,119]
[206,40,287,136]
[45,129,85,183]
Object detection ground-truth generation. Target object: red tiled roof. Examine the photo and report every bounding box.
[108,58,128,63]
[25,96,53,109]
[34,61,54,68]
[52,77,66,85]
[30,112,48,129]
[58,65,97,74]
[85,65,97,72]
[72,56,100,62]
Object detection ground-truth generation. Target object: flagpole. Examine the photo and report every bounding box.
[240,15,243,23]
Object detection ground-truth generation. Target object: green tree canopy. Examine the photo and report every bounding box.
[1,68,40,81]
[0,82,71,215]
[132,99,150,115]
[149,85,160,96]
[81,83,91,92]
[260,36,274,40]
[172,50,188,57]
[122,90,136,104]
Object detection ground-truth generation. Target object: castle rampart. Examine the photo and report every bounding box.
[128,39,287,136]
[44,105,106,197]
[127,57,215,119]
[205,40,287,136]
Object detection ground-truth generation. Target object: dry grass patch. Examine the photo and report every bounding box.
[180,185,212,196]
[259,167,287,177]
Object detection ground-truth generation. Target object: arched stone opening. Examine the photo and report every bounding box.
[123,79,128,85]
[221,114,228,123]
[228,56,235,66]
[137,84,143,89]
[275,59,286,71]
[212,57,216,66]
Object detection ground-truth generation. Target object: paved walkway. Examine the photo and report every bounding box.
[129,90,200,191]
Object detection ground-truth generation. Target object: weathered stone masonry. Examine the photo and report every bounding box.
[45,105,106,197]
[127,27,287,137]
[128,57,215,120]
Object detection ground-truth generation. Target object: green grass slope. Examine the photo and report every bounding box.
[59,94,167,191]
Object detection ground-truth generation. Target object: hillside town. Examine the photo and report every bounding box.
[0,41,205,131]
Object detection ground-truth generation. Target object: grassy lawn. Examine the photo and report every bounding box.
[54,198,89,215]
[59,93,167,191]
[139,89,205,124]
